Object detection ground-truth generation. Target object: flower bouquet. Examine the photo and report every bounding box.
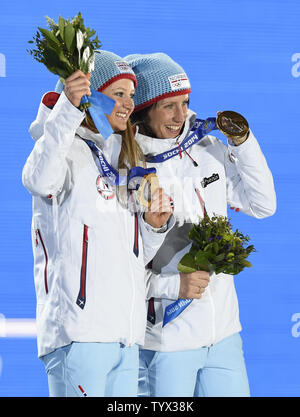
[27,12,101,111]
[177,213,255,276]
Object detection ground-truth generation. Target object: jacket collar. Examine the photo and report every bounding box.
[134,109,196,156]
[76,126,122,169]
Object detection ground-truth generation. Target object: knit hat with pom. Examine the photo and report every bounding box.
[124,52,191,112]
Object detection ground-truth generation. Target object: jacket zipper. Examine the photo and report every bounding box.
[76,225,89,310]
[35,229,49,294]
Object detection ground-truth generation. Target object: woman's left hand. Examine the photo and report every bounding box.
[144,188,173,229]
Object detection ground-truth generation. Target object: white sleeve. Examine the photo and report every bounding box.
[22,92,85,197]
[29,94,53,142]
[225,130,276,218]
[145,269,180,301]
[139,214,175,266]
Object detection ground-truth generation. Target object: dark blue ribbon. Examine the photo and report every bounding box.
[146,117,218,164]
[85,139,156,188]
[190,117,217,132]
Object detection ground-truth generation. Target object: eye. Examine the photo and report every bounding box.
[114,91,124,97]
[183,99,189,107]
[164,104,173,109]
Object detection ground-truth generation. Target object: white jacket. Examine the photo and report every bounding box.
[22,92,173,357]
[135,109,276,352]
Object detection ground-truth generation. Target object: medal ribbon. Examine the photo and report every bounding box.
[145,117,217,164]
[81,89,116,140]
[84,139,156,188]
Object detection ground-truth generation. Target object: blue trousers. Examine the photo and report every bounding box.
[138,333,250,397]
[41,342,139,397]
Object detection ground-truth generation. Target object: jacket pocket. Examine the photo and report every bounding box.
[76,224,89,310]
[35,229,49,294]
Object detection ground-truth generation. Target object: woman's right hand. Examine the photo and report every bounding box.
[179,271,210,299]
[64,70,92,108]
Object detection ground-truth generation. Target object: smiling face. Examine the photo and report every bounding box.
[101,78,135,132]
[147,94,189,139]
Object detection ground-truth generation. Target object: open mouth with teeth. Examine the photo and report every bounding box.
[115,112,128,120]
[166,125,182,134]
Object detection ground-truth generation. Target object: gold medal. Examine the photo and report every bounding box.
[136,173,160,209]
[216,111,249,141]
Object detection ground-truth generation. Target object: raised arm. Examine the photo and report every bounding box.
[22,71,90,197]
[224,130,276,218]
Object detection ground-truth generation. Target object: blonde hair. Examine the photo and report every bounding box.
[81,111,144,169]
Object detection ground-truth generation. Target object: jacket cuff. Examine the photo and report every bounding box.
[227,130,259,160]
[141,213,175,235]
[147,272,180,300]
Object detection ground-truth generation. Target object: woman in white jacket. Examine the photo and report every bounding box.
[22,50,173,397]
[123,52,276,397]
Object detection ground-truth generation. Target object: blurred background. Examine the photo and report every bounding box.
[0,0,299,397]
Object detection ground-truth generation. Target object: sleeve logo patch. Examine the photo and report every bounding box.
[201,173,220,188]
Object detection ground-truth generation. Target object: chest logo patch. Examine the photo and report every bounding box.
[96,175,115,200]
[201,173,220,188]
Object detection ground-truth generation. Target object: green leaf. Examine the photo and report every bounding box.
[213,242,219,253]
[242,259,252,268]
[195,251,208,265]
[214,266,224,275]
[215,252,225,262]
[195,251,210,271]
[39,28,60,46]
[204,243,212,252]
[246,245,255,253]
[177,253,197,274]
[42,46,72,77]
[58,16,65,40]
[64,23,75,51]
[57,49,72,67]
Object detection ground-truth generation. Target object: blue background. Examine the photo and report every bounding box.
[0,0,300,397]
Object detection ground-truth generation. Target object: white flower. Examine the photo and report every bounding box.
[76,30,84,52]
[82,46,90,64]
[88,54,94,72]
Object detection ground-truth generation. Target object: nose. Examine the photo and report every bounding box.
[174,105,187,123]
[122,96,134,111]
